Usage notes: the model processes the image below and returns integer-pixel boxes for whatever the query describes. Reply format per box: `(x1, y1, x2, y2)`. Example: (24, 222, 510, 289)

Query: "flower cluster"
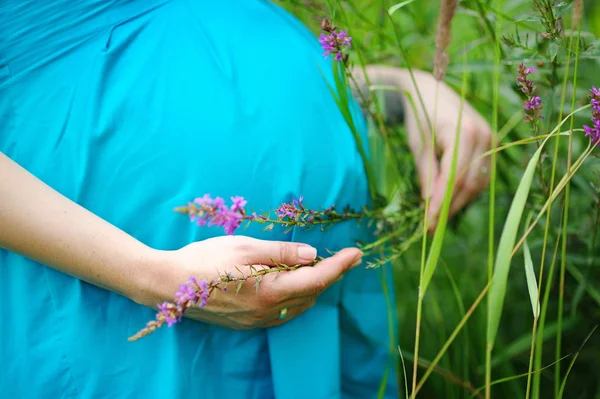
(182, 194, 248, 235)
(175, 194, 362, 234)
(583, 86, 600, 146)
(273, 196, 358, 231)
(276, 196, 306, 219)
(129, 193, 423, 341)
(319, 18, 352, 62)
(517, 64, 543, 125)
(128, 277, 211, 341)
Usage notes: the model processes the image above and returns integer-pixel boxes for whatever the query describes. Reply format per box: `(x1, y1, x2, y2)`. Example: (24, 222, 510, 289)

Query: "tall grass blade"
(398, 346, 409, 399)
(523, 238, 540, 319)
(558, 325, 598, 398)
(388, 0, 417, 16)
(486, 136, 551, 347)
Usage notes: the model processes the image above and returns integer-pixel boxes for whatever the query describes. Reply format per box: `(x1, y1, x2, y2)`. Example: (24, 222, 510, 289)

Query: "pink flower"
(319, 19, 352, 62)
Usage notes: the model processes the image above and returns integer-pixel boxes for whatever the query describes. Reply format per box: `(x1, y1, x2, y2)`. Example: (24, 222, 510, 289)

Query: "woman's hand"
(142, 236, 363, 330)
(355, 66, 492, 229)
(399, 69, 492, 227)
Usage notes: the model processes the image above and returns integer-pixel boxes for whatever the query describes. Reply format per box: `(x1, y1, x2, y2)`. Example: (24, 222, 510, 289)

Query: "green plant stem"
(556, 23, 582, 397)
(486, 0, 504, 395)
(526, 226, 562, 399)
(528, 22, 575, 399)
(512, 113, 593, 256)
(415, 282, 490, 395)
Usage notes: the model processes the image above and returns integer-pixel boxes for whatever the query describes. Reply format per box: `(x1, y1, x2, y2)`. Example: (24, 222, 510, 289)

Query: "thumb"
(279, 248, 363, 295)
(236, 237, 318, 266)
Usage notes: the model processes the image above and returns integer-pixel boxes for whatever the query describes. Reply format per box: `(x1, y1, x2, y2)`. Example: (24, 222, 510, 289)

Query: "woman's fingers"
(427, 122, 479, 228)
(233, 236, 319, 267)
(448, 138, 491, 218)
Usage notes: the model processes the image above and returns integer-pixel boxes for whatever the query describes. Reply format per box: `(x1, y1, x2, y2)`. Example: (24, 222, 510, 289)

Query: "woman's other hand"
(400, 69, 492, 228)
(355, 66, 492, 230)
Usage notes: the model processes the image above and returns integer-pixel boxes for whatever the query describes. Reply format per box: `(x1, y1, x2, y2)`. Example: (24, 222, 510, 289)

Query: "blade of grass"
(401, 350, 482, 398)
(487, 317, 580, 369)
(558, 325, 598, 398)
(415, 282, 490, 395)
(398, 346, 409, 399)
(486, 133, 554, 358)
(523, 236, 541, 319)
(388, 0, 417, 16)
(472, 354, 572, 398)
(512, 143, 594, 256)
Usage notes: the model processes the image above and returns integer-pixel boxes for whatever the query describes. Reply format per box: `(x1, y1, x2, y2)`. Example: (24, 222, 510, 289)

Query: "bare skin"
(352, 66, 493, 228)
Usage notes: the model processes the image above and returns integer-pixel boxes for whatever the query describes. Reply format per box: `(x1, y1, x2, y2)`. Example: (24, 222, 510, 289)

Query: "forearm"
(0, 152, 155, 302)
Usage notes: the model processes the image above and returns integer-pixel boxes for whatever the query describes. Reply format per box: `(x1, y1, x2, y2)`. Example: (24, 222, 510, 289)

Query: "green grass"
(285, 0, 600, 397)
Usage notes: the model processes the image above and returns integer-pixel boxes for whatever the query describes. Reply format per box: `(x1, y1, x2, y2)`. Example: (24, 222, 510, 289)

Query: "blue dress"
(0, 1, 398, 398)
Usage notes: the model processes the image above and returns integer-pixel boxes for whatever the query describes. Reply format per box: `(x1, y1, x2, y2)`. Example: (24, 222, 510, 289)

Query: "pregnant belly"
(1, 0, 370, 250)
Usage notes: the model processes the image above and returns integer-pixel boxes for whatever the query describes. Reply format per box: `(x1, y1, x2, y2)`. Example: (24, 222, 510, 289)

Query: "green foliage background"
(283, 1, 600, 397)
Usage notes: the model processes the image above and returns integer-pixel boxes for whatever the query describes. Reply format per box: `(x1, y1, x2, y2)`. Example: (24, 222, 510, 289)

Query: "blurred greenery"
(284, 0, 600, 397)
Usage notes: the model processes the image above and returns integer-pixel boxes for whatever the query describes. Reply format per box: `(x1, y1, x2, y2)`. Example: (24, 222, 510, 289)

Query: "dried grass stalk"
(433, 0, 459, 81)
(573, 0, 583, 29)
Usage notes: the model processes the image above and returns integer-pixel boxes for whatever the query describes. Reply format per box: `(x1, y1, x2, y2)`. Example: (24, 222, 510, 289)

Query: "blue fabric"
(0, 1, 398, 398)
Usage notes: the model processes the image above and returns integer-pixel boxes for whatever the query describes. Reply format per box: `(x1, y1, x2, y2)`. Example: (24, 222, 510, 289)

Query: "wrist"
(128, 247, 176, 308)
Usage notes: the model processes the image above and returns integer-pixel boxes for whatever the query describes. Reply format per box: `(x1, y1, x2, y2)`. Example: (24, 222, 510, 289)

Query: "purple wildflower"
(517, 64, 543, 124)
(208, 205, 243, 235)
(161, 277, 212, 329)
(193, 194, 214, 207)
(525, 96, 542, 111)
(319, 18, 352, 62)
(230, 196, 247, 212)
(195, 279, 210, 307)
(583, 86, 600, 146)
(187, 194, 247, 235)
(276, 196, 305, 220)
(174, 283, 196, 305)
(158, 302, 179, 327)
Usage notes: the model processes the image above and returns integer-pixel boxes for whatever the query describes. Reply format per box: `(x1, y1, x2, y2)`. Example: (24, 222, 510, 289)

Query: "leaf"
(236, 281, 244, 295)
(558, 325, 598, 398)
(487, 138, 549, 347)
(523, 238, 540, 319)
(388, 0, 417, 16)
(263, 223, 274, 232)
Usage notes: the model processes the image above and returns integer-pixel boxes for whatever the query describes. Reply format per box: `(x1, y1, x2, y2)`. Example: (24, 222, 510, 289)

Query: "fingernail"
(297, 245, 317, 262)
(351, 253, 363, 268)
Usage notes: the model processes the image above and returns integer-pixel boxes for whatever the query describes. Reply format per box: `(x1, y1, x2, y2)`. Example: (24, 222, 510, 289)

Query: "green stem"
(556, 23, 582, 397)
(486, 0, 504, 395)
(530, 15, 577, 398)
